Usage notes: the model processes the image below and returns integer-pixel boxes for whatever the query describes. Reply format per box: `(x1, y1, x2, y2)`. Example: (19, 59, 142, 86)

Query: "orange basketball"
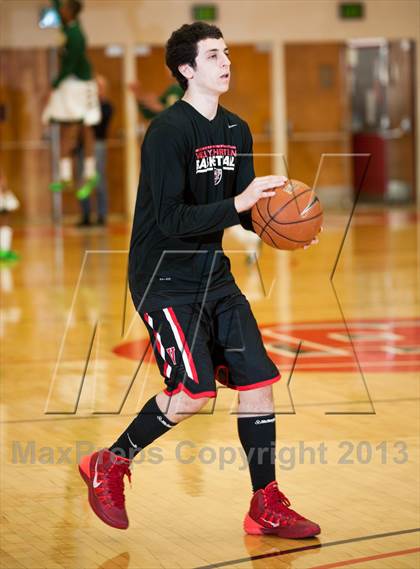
(251, 179, 323, 250)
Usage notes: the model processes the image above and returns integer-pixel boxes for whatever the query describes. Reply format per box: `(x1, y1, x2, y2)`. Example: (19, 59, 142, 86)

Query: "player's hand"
(303, 226, 323, 249)
(234, 176, 288, 213)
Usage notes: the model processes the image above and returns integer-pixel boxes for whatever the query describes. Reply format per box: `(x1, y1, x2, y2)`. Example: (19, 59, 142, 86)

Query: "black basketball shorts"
(139, 293, 280, 399)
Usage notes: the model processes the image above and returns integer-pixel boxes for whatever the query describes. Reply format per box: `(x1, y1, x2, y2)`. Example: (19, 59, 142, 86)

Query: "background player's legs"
(51, 122, 80, 192)
(237, 385, 276, 491)
(83, 125, 96, 159)
(94, 140, 108, 224)
(76, 125, 99, 200)
(60, 123, 80, 158)
(74, 143, 91, 226)
(82, 124, 95, 175)
(0, 170, 20, 262)
(76, 137, 107, 226)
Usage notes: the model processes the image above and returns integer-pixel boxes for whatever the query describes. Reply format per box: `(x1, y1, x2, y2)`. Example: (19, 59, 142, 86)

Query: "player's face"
(188, 38, 231, 94)
(60, 5, 73, 23)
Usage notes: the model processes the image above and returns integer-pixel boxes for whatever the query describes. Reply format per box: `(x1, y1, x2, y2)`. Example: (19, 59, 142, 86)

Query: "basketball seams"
(266, 223, 313, 243)
(255, 199, 271, 236)
(268, 188, 313, 221)
(268, 212, 323, 226)
(264, 195, 273, 233)
(251, 180, 323, 250)
(251, 202, 264, 234)
(251, 218, 277, 247)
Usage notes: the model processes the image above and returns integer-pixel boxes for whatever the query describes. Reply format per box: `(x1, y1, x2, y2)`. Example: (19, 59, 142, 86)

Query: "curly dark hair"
(165, 22, 223, 91)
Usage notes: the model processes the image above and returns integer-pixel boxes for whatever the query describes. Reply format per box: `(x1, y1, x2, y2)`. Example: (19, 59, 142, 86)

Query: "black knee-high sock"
(238, 414, 276, 492)
(109, 396, 176, 460)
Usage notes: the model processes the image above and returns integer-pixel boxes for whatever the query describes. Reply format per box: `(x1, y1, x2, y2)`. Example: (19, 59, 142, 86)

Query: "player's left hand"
(303, 226, 322, 249)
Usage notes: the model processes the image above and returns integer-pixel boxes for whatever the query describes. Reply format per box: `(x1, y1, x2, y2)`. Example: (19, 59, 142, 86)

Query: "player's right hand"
(234, 176, 288, 213)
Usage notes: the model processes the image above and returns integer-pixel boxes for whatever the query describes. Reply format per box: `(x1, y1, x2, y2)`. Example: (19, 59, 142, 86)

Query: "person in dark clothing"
(78, 22, 320, 539)
(78, 75, 114, 226)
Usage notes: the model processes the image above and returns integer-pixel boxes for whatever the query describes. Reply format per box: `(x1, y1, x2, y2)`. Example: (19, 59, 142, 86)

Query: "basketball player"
(0, 105, 20, 262)
(79, 22, 320, 539)
(77, 75, 114, 226)
(0, 171, 20, 262)
(42, 0, 101, 200)
(129, 78, 183, 120)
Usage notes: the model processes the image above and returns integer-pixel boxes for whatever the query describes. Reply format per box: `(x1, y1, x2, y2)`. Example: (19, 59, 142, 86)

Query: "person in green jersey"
(42, 0, 101, 201)
(129, 80, 184, 120)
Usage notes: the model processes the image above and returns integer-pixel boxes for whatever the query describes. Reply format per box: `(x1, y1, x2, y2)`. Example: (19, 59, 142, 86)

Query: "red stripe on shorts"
(164, 307, 199, 384)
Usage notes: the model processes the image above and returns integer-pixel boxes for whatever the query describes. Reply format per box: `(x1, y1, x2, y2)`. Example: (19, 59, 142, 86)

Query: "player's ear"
(178, 63, 194, 81)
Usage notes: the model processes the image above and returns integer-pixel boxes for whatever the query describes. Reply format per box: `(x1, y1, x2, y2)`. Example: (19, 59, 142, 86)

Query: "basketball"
(251, 179, 323, 250)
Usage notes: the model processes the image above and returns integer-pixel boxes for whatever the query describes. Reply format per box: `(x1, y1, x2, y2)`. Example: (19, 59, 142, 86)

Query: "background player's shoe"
(76, 172, 99, 200)
(0, 249, 19, 263)
(49, 180, 73, 193)
(0, 190, 20, 212)
(78, 448, 131, 530)
(244, 481, 320, 538)
(75, 216, 91, 227)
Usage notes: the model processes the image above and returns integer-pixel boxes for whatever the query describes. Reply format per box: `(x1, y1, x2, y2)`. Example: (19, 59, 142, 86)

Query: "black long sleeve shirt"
(129, 100, 255, 312)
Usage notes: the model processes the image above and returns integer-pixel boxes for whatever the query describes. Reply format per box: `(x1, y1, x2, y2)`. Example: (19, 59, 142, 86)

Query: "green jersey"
(51, 0, 92, 88)
(138, 84, 184, 120)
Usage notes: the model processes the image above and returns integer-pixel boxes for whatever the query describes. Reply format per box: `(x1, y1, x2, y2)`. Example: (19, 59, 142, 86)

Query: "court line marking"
(1, 396, 419, 424)
(192, 527, 420, 569)
(306, 546, 420, 569)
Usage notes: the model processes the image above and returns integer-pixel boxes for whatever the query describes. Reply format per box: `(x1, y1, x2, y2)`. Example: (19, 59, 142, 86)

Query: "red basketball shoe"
(79, 449, 131, 530)
(244, 481, 320, 538)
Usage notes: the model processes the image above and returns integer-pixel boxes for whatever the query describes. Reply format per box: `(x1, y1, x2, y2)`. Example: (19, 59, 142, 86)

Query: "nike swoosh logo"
(261, 518, 280, 527)
(228, 124, 238, 128)
(93, 458, 102, 488)
(127, 432, 138, 448)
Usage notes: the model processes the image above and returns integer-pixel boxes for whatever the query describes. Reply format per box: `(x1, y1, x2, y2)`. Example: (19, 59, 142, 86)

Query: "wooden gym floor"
(1, 206, 419, 569)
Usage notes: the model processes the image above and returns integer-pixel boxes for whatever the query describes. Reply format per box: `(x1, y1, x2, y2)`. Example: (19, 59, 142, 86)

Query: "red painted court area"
(114, 318, 420, 373)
